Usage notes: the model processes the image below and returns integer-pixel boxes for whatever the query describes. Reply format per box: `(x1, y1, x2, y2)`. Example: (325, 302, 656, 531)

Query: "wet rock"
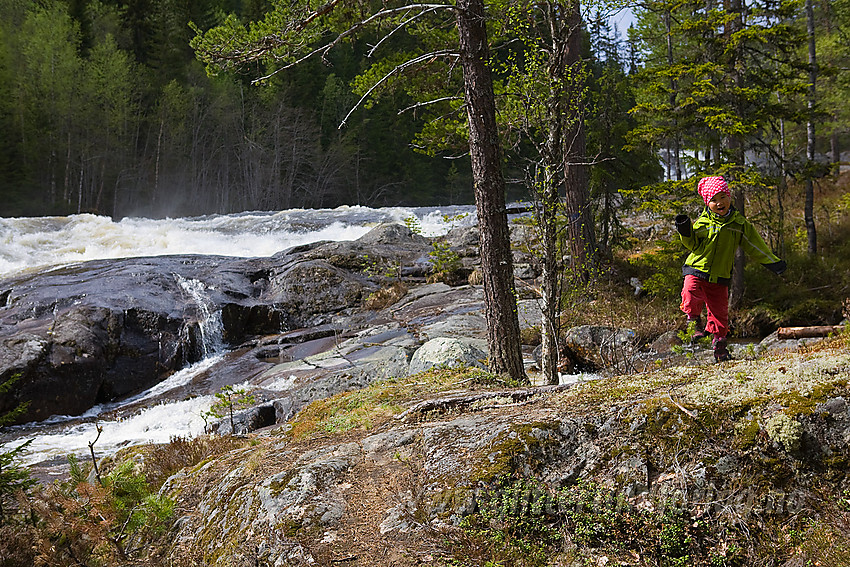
(0, 224, 432, 422)
(264, 260, 376, 327)
(0, 259, 212, 421)
(212, 403, 277, 435)
(301, 222, 432, 278)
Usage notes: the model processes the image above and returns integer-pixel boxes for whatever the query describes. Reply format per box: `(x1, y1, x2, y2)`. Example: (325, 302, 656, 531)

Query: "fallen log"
(394, 384, 572, 421)
(777, 325, 844, 340)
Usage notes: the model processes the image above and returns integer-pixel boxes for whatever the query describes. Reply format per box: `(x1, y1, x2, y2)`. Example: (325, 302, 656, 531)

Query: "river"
(0, 205, 477, 478)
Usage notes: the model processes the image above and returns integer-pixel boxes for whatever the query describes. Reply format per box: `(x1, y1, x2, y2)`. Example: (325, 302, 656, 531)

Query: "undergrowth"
(0, 456, 174, 567)
(0, 434, 249, 567)
(138, 434, 248, 489)
(438, 478, 747, 567)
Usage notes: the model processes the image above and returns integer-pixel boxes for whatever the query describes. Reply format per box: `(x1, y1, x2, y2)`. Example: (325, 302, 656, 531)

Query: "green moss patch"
(286, 366, 507, 439)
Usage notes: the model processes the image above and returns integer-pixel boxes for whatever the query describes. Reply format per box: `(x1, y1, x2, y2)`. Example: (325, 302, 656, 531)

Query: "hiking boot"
(713, 337, 732, 362)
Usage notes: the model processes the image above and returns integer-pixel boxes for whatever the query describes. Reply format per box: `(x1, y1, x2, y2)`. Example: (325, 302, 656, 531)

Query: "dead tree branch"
(339, 49, 458, 128)
(394, 384, 572, 420)
(251, 3, 455, 83)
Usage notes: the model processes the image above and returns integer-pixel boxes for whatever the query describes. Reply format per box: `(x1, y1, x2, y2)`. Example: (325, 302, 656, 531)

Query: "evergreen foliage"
(203, 385, 257, 433)
(0, 0, 472, 218)
(0, 0, 845, 222)
(0, 375, 35, 525)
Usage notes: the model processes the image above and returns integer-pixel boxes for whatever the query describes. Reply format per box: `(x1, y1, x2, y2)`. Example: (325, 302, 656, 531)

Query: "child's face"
(708, 192, 732, 216)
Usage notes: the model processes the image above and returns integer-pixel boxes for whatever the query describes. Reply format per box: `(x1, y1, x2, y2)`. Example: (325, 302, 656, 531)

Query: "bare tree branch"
(250, 3, 455, 84)
(367, 5, 449, 58)
(397, 95, 463, 115)
(339, 49, 457, 128)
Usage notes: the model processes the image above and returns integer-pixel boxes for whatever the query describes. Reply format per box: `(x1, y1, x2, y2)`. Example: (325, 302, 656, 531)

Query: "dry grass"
(135, 435, 248, 489)
(364, 281, 409, 310)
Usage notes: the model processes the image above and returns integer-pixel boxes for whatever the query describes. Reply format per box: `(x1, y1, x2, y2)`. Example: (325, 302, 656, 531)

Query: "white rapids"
(0, 205, 477, 279)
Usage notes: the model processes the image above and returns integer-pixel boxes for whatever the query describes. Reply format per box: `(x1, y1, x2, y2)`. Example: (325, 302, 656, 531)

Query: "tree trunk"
(561, 1, 595, 281)
(665, 10, 681, 181)
(536, 163, 560, 385)
(831, 127, 839, 177)
(455, 0, 526, 383)
(804, 0, 818, 255)
(729, 191, 746, 310)
(725, 0, 746, 310)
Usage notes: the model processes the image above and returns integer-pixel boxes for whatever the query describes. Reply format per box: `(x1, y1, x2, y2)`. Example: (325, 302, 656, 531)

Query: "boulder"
(264, 260, 377, 328)
(212, 403, 277, 435)
(0, 257, 232, 421)
(300, 222, 432, 279)
(562, 325, 638, 372)
(407, 337, 488, 375)
(516, 299, 543, 331)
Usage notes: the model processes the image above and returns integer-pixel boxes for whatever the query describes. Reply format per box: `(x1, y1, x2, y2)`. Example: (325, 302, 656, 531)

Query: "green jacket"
(678, 207, 784, 285)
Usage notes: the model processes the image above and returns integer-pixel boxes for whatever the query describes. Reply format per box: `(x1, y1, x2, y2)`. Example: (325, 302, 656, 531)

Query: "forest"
(0, 0, 845, 223)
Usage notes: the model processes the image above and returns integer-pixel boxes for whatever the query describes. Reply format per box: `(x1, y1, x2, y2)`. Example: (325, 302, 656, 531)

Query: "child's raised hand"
(766, 260, 787, 275)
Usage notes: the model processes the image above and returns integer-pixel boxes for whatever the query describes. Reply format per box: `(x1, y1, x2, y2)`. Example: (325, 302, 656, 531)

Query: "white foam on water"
(263, 375, 299, 392)
(129, 355, 225, 405)
(11, 394, 217, 466)
(175, 275, 225, 356)
(4, 357, 230, 466)
(0, 205, 478, 279)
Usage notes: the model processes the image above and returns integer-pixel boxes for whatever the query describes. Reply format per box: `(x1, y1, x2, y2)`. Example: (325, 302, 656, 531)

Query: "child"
(675, 176, 786, 362)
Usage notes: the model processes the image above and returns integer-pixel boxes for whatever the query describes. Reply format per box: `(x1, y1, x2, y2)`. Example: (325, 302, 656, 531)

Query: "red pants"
(680, 275, 729, 339)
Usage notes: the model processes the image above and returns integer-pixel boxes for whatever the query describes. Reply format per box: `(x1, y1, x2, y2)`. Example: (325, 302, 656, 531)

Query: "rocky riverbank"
(127, 334, 850, 566)
(3, 221, 849, 565)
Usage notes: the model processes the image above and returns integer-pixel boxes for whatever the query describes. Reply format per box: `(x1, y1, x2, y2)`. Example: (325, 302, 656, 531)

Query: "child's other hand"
(675, 214, 692, 237)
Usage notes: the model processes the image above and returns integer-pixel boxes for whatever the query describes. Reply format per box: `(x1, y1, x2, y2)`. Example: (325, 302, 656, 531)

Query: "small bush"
(427, 239, 466, 285)
(520, 325, 542, 346)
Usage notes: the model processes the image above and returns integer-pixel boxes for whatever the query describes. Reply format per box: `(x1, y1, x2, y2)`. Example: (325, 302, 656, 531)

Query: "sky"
(608, 6, 637, 34)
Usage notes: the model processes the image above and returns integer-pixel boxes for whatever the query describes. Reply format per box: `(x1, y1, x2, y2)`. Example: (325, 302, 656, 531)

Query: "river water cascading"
(0, 205, 477, 472)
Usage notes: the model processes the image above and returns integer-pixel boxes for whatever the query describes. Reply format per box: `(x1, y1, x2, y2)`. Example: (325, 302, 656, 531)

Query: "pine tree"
(191, 1, 527, 382)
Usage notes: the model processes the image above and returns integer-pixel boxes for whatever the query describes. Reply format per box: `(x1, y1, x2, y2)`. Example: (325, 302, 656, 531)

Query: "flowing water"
(0, 205, 476, 279)
(1, 205, 477, 475)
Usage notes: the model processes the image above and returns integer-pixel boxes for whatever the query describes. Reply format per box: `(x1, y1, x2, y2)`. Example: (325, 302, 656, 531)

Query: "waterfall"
(175, 274, 225, 356)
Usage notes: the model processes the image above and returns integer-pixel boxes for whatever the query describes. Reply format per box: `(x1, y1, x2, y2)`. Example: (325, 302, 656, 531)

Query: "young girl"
(675, 176, 786, 362)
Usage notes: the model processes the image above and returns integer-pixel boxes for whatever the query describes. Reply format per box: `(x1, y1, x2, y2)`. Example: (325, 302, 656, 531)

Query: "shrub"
(23, 457, 174, 566)
(364, 281, 408, 310)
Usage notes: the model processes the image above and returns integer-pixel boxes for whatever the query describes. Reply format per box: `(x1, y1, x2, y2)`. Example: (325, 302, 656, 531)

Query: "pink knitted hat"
(698, 176, 730, 205)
